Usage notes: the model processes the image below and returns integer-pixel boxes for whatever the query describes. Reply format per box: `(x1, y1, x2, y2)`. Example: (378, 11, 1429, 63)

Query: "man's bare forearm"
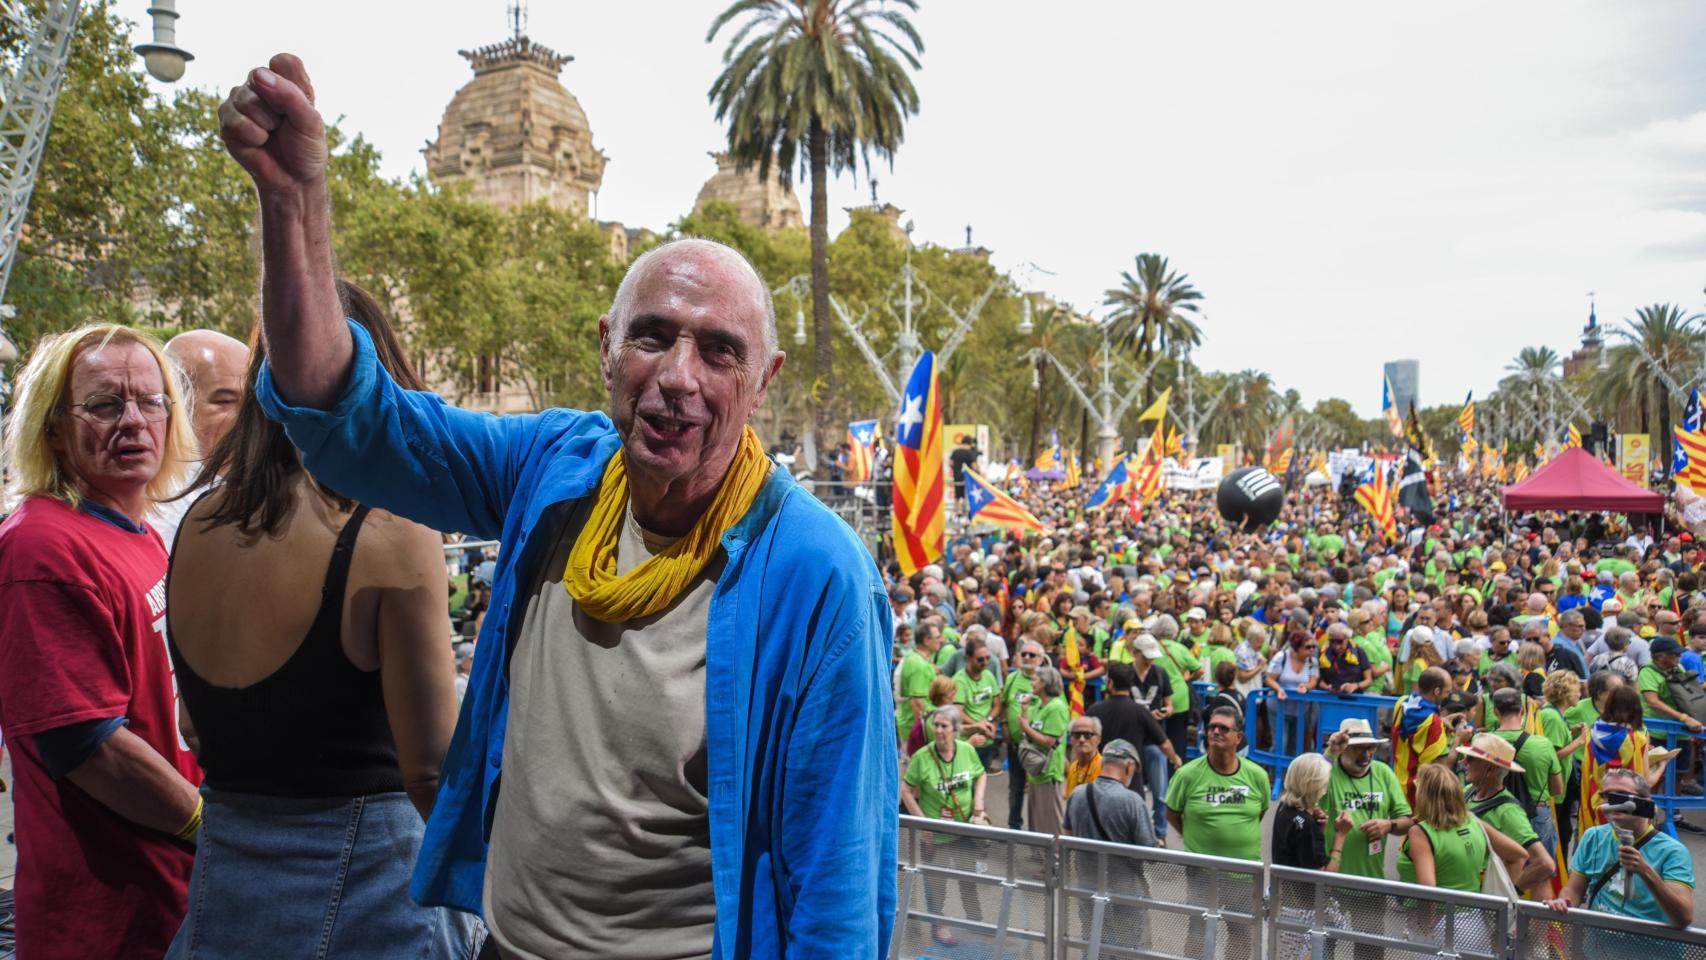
(259, 181, 352, 409)
(65, 728, 199, 835)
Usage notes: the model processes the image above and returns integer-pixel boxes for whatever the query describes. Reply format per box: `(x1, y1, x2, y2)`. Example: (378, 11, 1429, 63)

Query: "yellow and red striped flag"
(1134, 450, 1166, 502)
(1565, 422, 1583, 448)
(892, 352, 944, 576)
(964, 468, 1045, 534)
(1356, 464, 1396, 537)
(1675, 426, 1706, 494)
(1458, 392, 1475, 437)
(1512, 459, 1530, 483)
(1061, 448, 1082, 490)
(846, 419, 879, 482)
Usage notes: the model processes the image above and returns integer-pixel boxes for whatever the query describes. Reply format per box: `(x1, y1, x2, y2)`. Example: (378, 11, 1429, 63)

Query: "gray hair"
(1326, 623, 1353, 642)
(1521, 618, 1548, 639)
(929, 705, 963, 733)
(1453, 638, 1480, 660)
(1150, 614, 1180, 640)
(1603, 625, 1632, 652)
(1034, 665, 1065, 699)
(1486, 662, 1521, 688)
(1559, 610, 1585, 628)
(1601, 766, 1650, 798)
(1072, 715, 1104, 736)
(607, 237, 778, 358)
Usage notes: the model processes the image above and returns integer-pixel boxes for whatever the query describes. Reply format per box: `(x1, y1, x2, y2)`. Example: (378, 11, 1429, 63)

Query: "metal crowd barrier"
(894, 815, 1706, 960)
(1269, 864, 1510, 960)
(1646, 717, 1706, 839)
(1514, 900, 1706, 960)
(1241, 689, 1398, 798)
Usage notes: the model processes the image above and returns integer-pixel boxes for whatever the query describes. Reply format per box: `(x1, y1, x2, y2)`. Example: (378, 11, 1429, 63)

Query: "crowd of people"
(884, 461, 1705, 947)
(0, 50, 1702, 960)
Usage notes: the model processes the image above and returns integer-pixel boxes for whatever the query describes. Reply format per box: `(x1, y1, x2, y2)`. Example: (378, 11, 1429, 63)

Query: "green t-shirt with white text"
(1166, 756, 1271, 861)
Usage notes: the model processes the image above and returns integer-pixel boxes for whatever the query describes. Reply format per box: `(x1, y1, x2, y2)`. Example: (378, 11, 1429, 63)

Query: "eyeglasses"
(969, 656, 989, 664)
(66, 392, 171, 424)
(1207, 723, 1237, 734)
(1068, 731, 1097, 739)
(1020, 652, 1041, 660)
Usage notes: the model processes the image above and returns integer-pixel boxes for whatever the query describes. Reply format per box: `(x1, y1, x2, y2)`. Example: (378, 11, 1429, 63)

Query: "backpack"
(1470, 732, 1539, 818)
(1665, 668, 1706, 724)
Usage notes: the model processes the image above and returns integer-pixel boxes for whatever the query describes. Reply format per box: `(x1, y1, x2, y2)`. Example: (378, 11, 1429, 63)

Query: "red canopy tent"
(1501, 447, 1663, 513)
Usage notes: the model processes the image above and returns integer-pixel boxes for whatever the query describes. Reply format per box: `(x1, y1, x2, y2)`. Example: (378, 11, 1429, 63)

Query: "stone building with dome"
(425, 34, 605, 219)
(692, 152, 805, 231)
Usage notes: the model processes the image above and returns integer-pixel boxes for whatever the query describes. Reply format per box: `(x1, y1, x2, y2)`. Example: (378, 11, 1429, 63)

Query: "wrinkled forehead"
(70, 339, 165, 394)
(627, 246, 769, 337)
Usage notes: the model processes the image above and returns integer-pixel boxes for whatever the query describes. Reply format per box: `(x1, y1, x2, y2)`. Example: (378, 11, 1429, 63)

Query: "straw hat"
(1456, 732, 1525, 773)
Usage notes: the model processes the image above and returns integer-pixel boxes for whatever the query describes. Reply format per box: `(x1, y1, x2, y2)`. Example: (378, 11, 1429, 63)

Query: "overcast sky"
(140, 1, 1706, 417)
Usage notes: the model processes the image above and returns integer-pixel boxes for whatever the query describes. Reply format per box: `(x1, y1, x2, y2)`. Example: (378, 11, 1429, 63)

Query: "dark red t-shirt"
(0, 496, 202, 960)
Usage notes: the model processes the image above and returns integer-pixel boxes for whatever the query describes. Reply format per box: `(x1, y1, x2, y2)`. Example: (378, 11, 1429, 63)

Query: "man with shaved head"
(151, 330, 249, 547)
(220, 54, 895, 958)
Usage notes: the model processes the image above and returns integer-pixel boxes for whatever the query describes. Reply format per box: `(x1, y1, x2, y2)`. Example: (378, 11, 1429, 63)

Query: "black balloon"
(1217, 467, 1286, 531)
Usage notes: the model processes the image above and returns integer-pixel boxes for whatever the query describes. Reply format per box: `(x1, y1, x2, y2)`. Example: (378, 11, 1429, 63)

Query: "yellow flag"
(1135, 387, 1171, 423)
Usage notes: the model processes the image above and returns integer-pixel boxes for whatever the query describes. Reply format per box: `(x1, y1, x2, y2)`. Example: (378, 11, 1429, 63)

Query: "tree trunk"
(808, 117, 833, 473)
(1078, 404, 1090, 476)
(1028, 359, 1046, 466)
(1659, 382, 1673, 479)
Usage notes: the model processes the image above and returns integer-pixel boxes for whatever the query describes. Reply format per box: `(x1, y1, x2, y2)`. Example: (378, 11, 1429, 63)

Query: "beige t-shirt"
(484, 501, 718, 960)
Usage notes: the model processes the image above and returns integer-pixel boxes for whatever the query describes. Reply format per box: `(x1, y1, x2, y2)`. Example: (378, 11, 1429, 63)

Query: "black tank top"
(168, 505, 404, 797)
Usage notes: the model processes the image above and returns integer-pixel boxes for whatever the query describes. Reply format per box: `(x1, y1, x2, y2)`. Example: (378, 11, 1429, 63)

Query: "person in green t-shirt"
(1321, 720, 1413, 881)
(1168, 705, 1267, 960)
(1639, 639, 1706, 732)
(1459, 733, 1556, 893)
(952, 635, 1002, 771)
(1489, 687, 1566, 859)
(1346, 610, 1393, 695)
(896, 623, 944, 747)
(1001, 638, 1044, 829)
(901, 706, 988, 945)
(1166, 707, 1270, 861)
(1397, 763, 1528, 898)
(1017, 665, 1071, 836)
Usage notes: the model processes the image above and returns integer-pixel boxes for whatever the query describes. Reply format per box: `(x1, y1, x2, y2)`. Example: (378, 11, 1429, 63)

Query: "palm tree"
(1103, 253, 1203, 402)
(708, 0, 923, 451)
(1608, 304, 1703, 464)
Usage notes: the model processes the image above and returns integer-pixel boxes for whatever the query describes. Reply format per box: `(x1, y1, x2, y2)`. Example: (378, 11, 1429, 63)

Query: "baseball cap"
(1101, 739, 1141, 764)
(1651, 636, 1684, 656)
(1130, 634, 1164, 659)
(1186, 606, 1207, 620)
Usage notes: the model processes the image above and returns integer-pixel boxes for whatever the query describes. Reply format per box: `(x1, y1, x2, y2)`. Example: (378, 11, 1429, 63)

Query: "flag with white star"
(964, 467, 1045, 534)
(847, 419, 880, 482)
(892, 352, 944, 575)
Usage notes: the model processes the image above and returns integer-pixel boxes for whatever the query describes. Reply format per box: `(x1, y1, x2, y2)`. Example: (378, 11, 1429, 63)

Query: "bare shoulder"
(355, 509, 446, 583)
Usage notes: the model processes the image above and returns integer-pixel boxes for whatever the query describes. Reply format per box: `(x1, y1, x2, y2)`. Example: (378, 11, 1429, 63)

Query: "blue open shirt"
(256, 322, 898, 957)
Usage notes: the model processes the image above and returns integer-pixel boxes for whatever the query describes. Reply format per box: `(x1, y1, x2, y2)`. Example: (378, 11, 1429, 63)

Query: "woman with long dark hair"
(164, 282, 475, 957)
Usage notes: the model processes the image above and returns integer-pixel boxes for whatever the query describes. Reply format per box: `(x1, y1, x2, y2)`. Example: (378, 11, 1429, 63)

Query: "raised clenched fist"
(217, 53, 327, 194)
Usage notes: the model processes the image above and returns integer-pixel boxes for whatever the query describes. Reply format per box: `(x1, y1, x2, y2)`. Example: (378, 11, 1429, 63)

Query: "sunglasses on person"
(1020, 652, 1041, 660)
(1207, 722, 1237, 735)
(1068, 730, 1098, 739)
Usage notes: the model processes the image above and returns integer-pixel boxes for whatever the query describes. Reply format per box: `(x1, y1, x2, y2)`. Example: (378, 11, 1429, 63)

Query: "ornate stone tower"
(692, 152, 805, 230)
(423, 26, 606, 216)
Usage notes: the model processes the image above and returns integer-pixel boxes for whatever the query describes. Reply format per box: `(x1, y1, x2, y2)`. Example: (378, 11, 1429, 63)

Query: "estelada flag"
(1356, 464, 1396, 537)
(846, 419, 879, 482)
(1085, 456, 1132, 511)
(1674, 425, 1706, 495)
(892, 352, 944, 576)
(964, 468, 1045, 534)
(1392, 695, 1448, 809)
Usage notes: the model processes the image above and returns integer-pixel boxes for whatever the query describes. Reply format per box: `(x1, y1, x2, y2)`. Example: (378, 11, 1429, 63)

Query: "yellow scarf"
(564, 425, 770, 622)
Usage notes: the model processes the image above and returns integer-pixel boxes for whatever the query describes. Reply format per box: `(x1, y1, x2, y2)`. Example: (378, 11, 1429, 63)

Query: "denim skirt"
(167, 789, 481, 959)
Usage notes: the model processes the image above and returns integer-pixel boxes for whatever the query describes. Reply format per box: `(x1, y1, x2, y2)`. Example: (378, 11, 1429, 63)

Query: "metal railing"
(1513, 900, 1706, 960)
(893, 815, 1706, 960)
